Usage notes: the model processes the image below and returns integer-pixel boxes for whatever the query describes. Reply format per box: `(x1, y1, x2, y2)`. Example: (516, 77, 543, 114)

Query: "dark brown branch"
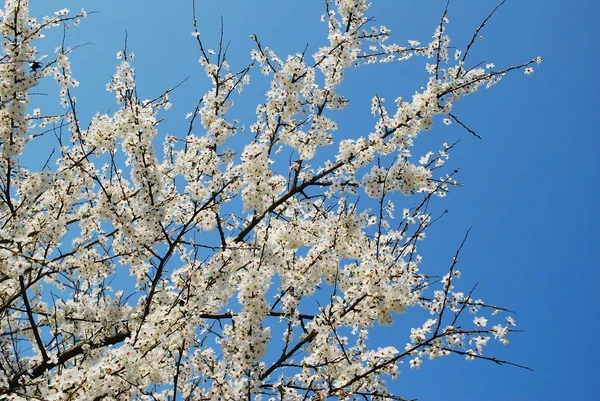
(4, 330, 130, 394)
(19, 276, 49, 363)
(449, 113, 482, 139)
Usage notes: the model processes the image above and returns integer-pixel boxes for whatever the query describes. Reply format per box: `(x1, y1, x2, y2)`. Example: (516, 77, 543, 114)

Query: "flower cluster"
(0, 1, 539, 400)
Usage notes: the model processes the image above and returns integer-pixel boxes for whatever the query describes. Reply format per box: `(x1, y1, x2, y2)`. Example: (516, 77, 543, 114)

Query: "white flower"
(410, 327, 426, 343)
(410, 357, 422, 369)
(492, 324, 507, 339)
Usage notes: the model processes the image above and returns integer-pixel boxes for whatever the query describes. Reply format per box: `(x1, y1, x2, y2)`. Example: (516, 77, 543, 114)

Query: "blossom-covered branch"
(0, 0, 540, 399)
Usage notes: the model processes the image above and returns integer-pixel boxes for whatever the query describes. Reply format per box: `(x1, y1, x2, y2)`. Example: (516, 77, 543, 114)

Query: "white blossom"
(0, 1, 539, 400)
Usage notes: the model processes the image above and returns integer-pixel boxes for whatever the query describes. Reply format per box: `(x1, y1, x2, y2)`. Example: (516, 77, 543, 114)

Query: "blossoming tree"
(0, 0, 540, 400)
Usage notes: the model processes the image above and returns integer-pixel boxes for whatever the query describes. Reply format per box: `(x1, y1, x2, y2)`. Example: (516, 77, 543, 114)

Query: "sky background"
(25, 1, 599, 400)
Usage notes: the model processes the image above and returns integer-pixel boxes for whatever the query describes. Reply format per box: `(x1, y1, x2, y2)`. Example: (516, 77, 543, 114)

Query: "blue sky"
(26, 1, 599, 400)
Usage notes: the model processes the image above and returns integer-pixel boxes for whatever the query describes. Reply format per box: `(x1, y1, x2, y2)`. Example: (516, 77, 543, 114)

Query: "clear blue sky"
(27, 1, 599, 400)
